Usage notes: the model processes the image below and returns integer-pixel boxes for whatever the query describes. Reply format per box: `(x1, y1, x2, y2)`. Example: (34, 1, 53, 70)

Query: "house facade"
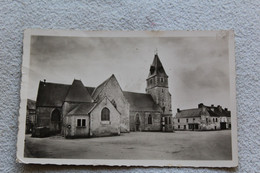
(26, 99, 36, 134)
(32, 53, 174, 138)
(173, 103, 231, 131)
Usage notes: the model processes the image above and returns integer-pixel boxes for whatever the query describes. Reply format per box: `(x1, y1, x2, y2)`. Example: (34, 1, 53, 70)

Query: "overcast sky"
(28, 35, 230, 112)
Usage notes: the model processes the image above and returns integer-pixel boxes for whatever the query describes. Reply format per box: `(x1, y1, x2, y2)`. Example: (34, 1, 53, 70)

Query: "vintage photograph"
(17, 30, 238, 167)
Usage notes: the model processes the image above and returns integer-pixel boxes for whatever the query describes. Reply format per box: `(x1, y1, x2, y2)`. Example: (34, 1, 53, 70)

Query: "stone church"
(32, 53, 173, 138)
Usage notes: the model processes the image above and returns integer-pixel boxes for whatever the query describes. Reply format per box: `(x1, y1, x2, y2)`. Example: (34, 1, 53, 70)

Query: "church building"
(32, 53, 173, 138)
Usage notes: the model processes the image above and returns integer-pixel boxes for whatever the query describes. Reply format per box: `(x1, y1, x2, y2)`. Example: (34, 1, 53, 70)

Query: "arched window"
(101, 107, 110, 121)
(148, 114, 152, 124)
(51, 109, 60, 122)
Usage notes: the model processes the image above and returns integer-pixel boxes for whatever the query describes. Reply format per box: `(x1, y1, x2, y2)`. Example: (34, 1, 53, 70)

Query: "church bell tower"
(146, 53, 172, 114)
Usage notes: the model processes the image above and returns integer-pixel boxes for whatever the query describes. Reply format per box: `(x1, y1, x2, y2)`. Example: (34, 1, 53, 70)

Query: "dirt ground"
(24, 130, 232, 160)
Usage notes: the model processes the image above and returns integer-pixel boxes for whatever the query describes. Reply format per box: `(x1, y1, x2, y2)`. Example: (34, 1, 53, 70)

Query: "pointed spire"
(148, 53, 168, 78)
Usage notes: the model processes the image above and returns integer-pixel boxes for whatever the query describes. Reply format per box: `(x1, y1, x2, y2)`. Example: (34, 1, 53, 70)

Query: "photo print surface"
(17, 30, 238, 167)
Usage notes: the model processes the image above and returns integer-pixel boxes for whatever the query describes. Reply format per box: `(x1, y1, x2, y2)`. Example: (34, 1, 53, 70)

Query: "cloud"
(28, 35, 231, 111)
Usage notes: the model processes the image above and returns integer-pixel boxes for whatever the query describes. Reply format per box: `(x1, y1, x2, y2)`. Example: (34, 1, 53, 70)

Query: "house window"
(193, 118, 195, 122)
(178, 125, 180, 129)
(213, 118, 215, 122)
(178, 119, 180, 123)
(101, 107, 110, 121)
(206, 118, 208, 123)
(148, 114, 152, 124)
(165, 117, 168, 124)
(216, 118, 218, 122)
(77, 119, 86, 127)
(169, 117, 171, 124)
(184, 125, 186, 129)
(186, 118, 188, 123)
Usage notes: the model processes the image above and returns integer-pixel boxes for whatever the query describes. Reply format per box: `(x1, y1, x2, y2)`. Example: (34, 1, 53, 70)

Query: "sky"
(28, 34, 230, 112)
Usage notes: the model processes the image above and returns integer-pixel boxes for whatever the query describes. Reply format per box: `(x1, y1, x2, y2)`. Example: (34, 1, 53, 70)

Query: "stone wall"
(64, 115, 90, 138)
(97, 76, 130, 133)
(129, 111, 161, 132)
(90, 97, 120, 137)
(36, 106, 62, 133)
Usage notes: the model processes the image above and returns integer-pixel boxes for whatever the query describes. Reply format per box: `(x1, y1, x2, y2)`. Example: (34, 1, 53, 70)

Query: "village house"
(32, 53, 174, 138)
(25, 99, 36, 134)
(173, 103, 231, 131)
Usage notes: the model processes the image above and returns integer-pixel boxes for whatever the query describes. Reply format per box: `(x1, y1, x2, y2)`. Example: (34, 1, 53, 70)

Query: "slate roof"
(36, 80, 95, 107)
(27, 99, 36, 110)
(36, 81, 70, 107)
(64, 79, 92, 102)
(148, 54, 168, 78)
(175, 108, 203, 118)
(123, 91, 162, 112)
(175, 105, 231, 118)
(67, 102, 95, 115)
(91, 75, 113, 100)
(207, 108, 231, 117)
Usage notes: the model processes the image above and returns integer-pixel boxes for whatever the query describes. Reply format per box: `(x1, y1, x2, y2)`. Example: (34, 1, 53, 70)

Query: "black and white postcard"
(17, 30, 238, 167)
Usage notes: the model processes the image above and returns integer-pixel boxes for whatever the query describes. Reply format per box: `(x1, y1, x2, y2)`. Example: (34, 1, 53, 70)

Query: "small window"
(186, 118, 188, 122)
(77, 119, 86, 127)
(169, 117, 171, 124)
(82, 119, 86, 127)
(193, 118, 195, 121)
(216, 118, 218, 122)
(165, 117, 168, 124)
(178, 125, 180, 129)
(206, 118, 208, 123)
(148, 114, 152, 124)
(184, 125, 186, 129)
(213, 118, 215, 122)
(77, 119, 81, 127)
(101, 107, 110, 121)
(162, 89, 164, 93)
(178, 119, 180, 123)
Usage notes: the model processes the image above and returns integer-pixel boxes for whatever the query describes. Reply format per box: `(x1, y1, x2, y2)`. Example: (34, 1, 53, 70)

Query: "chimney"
(43, 79, 46, 86)
(177, 108, 180, 113)
(211, 104, 214, 107)
(224, 108, 228, 111)
(198, 103, 203, 108)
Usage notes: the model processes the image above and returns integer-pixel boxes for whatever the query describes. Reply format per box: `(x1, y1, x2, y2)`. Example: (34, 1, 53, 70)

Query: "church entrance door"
(51, 109, 61, 134)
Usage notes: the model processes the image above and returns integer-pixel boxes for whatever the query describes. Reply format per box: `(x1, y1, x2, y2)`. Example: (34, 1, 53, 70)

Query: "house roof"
(36, 81, 70, 107)
(91, 75, 113, 100)
(64, 79, 93, 103)
(175, 108, 203, 118)
(148, 54, 168, 78)
(27, 99, 36, 110)
(36, 80, 95, 107)
(86, 87, 95, 95)
(207, 108, 231, 117)
(123, 91, 162, 112)
(67, 102, 95, 115)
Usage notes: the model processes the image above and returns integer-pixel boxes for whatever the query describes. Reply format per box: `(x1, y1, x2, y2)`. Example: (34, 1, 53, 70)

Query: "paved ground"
(24, 130, 232, 160)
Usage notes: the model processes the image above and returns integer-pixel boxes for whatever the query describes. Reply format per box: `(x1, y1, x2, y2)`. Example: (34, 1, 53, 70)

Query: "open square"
(25, 130, 232, 160)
